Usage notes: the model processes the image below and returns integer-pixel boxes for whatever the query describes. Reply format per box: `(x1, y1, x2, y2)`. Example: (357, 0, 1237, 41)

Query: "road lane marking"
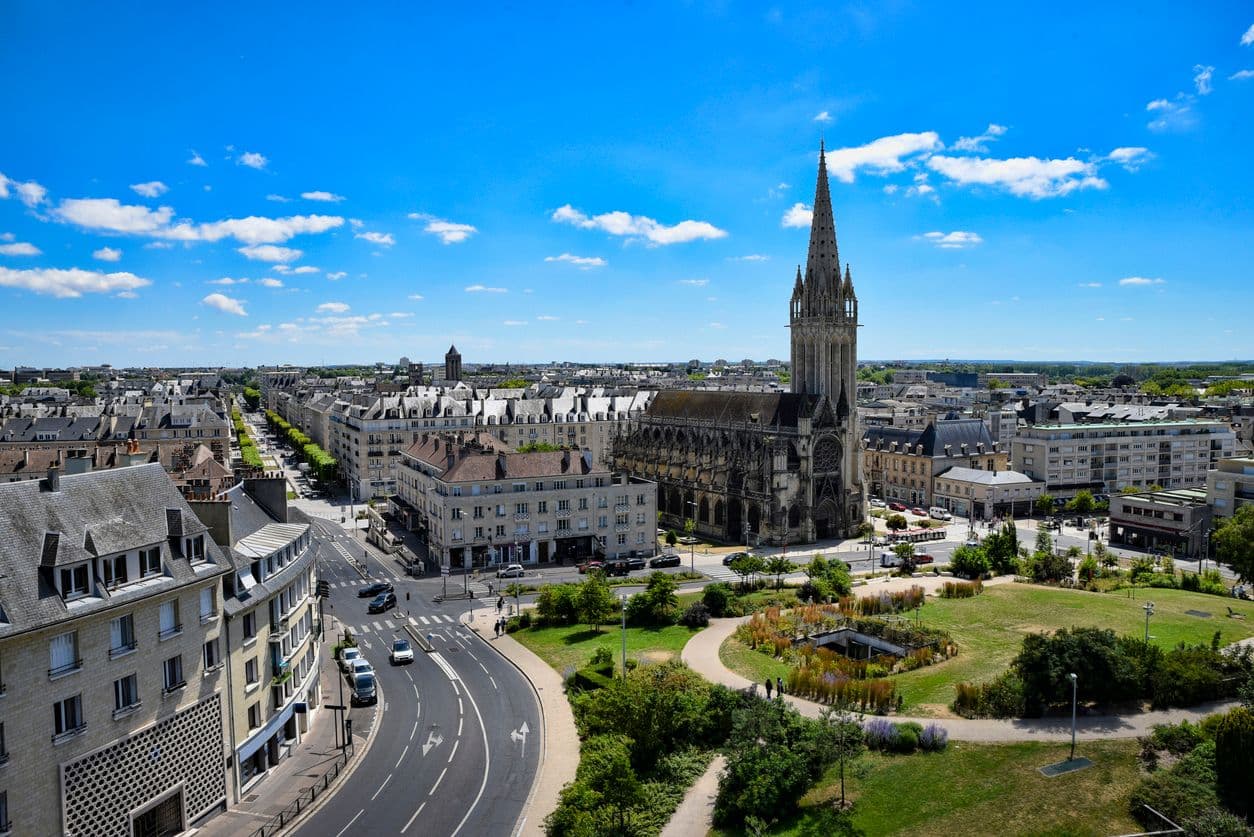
(430, 652, 460, 682)
(334, 808, 364, 837)
(449, 657, 492, 837)
(478, 661, 489, 675)
(465, 648, 478, 661)
(400, 801, 426, 834)
(458, 696, 464, 716)
(371, 773, 392, 800)
(412, 683, 419, 699)
(396, 745, 409, 768)
(410, 721, 418, 741)
(457, 715, 464, 736)
(489, 675, 498, 689)
(429, 766, 448, 795)
(448, 739, 459, 763)
(418, 616, 430, 625)
(372, 621, 383, 631)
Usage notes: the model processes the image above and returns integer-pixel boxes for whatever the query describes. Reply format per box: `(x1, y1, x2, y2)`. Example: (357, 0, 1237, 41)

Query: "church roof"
(805, 140, 841, 295)
(645, 390, 819, 428)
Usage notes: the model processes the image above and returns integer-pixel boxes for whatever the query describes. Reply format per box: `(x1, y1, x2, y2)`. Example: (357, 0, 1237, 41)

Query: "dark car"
(626, 557, 647, 571)
(367, 591, 397, 613)
(650, 553, 682, 568)
(604, 560, 630, 577)
(722, 551, 752, 566)
(358, 582, 393, 598)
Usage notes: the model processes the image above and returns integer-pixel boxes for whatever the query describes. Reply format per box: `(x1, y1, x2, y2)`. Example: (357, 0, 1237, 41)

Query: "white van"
(929, 507, 952, 521)
(879, 545, 934, 567)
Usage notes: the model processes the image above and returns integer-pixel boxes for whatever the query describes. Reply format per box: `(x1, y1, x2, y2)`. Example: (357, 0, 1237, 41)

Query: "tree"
(894, 542, 917, 574)
(1093, 540, 1117, 570)
(1066, 490, 1096, 515)
(949, 544, 990, 579)
(1214, 506, 1254, 584)
(628, 572, 679, 625)
(729, 554, 767, 591)
(818, 706, 864, 809)
(984, 519, 1021, 575)
(801, 555, 852, 601)
(684, 517, 696, 540)
(1034, 524, 1054, 557)
(764, 556, 797, 591)
(665, 529, 678, 548)
(885, 513, 908, 532)
(1077, 555, 1099, 582)
(577, 734, 647, 833)
(578, 574, 617, 632)
(1215, 706, 1254, 818)
(1034, 493, 1055, 518)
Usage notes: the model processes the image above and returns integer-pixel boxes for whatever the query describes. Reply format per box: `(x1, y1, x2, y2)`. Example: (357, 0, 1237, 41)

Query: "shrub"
(862, 718, 896, 751)
(919, 723, 949, 752)
(535, 583, 581, 625)
(948, 544, 990, 579)
(953, 671, 1026, 718)
(1129, 556, 1157, 583)
(1178, 808, 1254, 837)
(890, 721, 922, 753)
(589, 646, 614, 668)
(939, 580, 983, 599)
(679, 601, 710, 628)
(517, 611, 532, 629)
(1129, 741, 1219, 829)
(1215, 706, 1254, 818)
(1149, 720, 1206, 755)
(1151, 646, 1223, 709)
(702, 583, 736, 617)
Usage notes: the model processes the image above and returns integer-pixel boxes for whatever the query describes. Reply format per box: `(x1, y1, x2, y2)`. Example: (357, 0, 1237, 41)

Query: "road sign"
(441, 566, 450, 577)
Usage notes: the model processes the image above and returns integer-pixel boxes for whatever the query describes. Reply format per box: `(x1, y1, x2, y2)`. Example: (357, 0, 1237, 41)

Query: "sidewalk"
(195, 641, 375, 836)
(464, 609, 580, 837)
(660, 754, 725, 837)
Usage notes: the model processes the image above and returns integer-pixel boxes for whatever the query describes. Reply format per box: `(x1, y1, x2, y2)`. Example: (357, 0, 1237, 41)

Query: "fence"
(247, 743, 354, 837)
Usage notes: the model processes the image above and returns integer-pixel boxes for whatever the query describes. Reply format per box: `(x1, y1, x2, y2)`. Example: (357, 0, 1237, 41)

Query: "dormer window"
(139, 547, 161, 578)
(185, 535, 206, 564)
(102, 554, 129, 588)
(59, 564, 89, 600)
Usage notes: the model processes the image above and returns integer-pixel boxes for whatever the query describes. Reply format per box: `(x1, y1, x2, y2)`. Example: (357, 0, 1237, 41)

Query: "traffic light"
(316, 579, 330, 597)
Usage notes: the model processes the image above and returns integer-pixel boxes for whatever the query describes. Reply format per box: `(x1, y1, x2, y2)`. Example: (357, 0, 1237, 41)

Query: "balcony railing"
(514, 512, 529, 521)
(48, 659, 83, 679)
(158, 623, 183, 641)
(108, 640, 138, 659)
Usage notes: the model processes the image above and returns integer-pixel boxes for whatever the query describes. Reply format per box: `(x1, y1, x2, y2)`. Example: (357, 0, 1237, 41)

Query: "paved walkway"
(660, 754, 725, 837)
(463, 609, 580, 837)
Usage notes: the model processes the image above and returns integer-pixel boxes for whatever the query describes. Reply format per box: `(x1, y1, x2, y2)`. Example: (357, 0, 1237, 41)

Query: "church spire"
(804, 141, 840, 296)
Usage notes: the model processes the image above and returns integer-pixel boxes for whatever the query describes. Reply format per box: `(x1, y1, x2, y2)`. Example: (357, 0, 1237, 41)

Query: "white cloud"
(551, 204, 727, 245)
(678, 278, 710, 287)
(1193, 65, 1215, 95)
(1242, 23, 1254, 46)
(0, 232, 10, 241)
(883, 184, 899, 195)
(408, 213, 478, 244)
(238, 151, 268, 169)
(144, 241, 173, 249)
(1146, 96, 1194, 132)
(824, 132, 942, 182)
(0, 174, 49, 208)
(813, 110, 832, 123)
(317, 301, 350, 313)
(544, 253, 606, 269)
(1078, 282, 1102, 288)
(0, 266, 150, 298)
(238, 244, 302, 263)
(465, 284, 507, 293)
(208, 277, 248, 285)
(950, 123, 1008, 152)
(258, 278, 284, 288)
(54, 198, 344, 245)
(781, 203, 812, 228)
(92, 246, 122, 262)
(354, 231, 395, 246)
(130, 181, 168, 198)
(187, 150, 206, 167)
(1119, 276, 1166, 286)
(1230, 69, 1254, 80)
(202, 293, 247, 316)
(292, 265, 319, 274)
(55, 198, 175, 233)
(407, 293, 424, 300)
(536, 314, 559, 321)
(730, 254, 769, 262)
(926, 155, 1107, 198)
(301, 190, 345, 202)
(1105, 147, 1154, 172)
(115, 290, 138, 299)
(707, 322, 726, 329)
(270, 265, 290, 274)
(503, 320, 527, 326)
(389, 312, 414, 318)
(349, 218, 364, 230)
(918, 231, 983, 249)
(326, 271, 347, 281)
(195, 214, 343, 245)
(266, 194, 291, 203)
(0, 241, 41, 256)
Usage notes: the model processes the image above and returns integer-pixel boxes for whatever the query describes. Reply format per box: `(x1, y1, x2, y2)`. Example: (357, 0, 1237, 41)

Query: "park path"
(659, 754, 726, 837)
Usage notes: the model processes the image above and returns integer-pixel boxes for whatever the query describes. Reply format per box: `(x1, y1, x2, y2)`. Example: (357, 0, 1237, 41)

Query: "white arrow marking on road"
(510, 720, 529, 744)
(422, 728, 444, 756)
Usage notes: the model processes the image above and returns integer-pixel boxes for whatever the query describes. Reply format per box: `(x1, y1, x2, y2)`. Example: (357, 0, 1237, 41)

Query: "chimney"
(44, 465, 61, 492)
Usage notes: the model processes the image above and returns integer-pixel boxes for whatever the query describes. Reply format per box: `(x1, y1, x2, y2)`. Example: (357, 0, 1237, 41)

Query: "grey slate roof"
(936, 466, 1038, 486)
(863, 418, 996, 456)
(0, 463, 227, 638)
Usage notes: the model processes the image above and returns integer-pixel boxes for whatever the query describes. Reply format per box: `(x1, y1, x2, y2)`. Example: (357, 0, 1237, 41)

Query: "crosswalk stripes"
(418, 616, 429, 625)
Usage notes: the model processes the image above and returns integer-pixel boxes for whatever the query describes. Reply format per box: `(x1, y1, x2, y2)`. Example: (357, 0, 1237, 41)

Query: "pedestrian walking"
(776, 676, 784, 697)
(494, 620, 500, 638)
(764, 678, 773, 699)
(497, 596, 504, 613)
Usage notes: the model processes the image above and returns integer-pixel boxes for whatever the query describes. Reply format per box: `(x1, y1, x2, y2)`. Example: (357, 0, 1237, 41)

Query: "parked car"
(338, 647, 362, 672)
(650, 553, 682, 568)
(368, 591, 397, 613)
(888, 501, 907, 512)
(626, 557, 647, 571)
(358, 582, 393, 598)
(496, 563, 525, 579)
(869, 497, 887, 508)
(929, 507, 952, 521)
(722, 551, 753, 566)
(577, 560, 604, 574)
(911, 507, 928, 517)
(604, 560, 630, 577)
(390, 638, 414, 665)
(350, 671, 377, 706)
(678, 535, 699, 545)
(346, 657, 374, 678)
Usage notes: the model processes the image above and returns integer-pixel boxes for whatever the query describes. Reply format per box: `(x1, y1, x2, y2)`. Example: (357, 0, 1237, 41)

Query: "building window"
(495, 525, 506, 537)
(162, 655, 185, 693)
(534, 482, 544, 491)
(537, 501, 548, 513)
(554, 481, 566, 490)
(203, 638, 221, 670)
(451, 507, 463, 519)
(473, 506, 484, 519)
(49, 631, 80, 678)
(617, 534, 627, 545)
(248, 703, 261, 730)
(159, 600, 181, 640)
(53, 694, 85, 739)
(474, 526, 484, 539)
(102, 553, 128, 588)
(59, 563, 89, 600)
(578, 498, 588, 510)
(140, 547, 162, 577)
(557, 519, 570, 531)
(199, 588, 217, 623)
(598, 515, 608, 528)
(558, 499, 570, 511)
(187, 535, 206, 564)
(246, 656, 259, 685)
(109, 614, 137, 657)
(243, 610, 257, 641)
(113, 674, 140, 717)
(516, 503, 528, 514)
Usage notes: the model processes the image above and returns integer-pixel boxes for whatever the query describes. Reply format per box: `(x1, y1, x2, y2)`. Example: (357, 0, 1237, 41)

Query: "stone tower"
(444, 345, 462, 382)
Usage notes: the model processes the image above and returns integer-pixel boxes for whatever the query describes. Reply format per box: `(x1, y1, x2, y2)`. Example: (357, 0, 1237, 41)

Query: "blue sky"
(2, 3, 1252, 368)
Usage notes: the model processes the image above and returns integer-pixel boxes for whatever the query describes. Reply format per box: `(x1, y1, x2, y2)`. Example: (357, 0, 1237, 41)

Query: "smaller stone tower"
(444, 345, 462, 382)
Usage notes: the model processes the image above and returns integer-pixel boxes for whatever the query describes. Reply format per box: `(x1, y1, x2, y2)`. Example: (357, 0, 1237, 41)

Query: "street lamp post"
(1068, 672, 1078, 761)
(686, 501, 697, 573)
(1143, 601, 1155, 644)
(619, 594, 627, 680)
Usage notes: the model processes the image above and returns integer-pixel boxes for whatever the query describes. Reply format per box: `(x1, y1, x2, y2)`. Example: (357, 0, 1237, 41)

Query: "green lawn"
(713, 739, 1144, 836)
(720, 635, 791, 686)
(512, 621, 700, 674)
(721, 583, 1254, 715)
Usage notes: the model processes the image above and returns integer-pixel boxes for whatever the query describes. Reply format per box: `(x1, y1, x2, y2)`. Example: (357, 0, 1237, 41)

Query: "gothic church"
(612, 144, 864, 544)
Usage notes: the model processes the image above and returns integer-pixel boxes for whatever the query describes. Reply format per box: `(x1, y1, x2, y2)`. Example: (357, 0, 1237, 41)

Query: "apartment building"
(395, 433, 657, 568)
(932, 466, 1045, 521)
(862, 417, 1006, 507)
(188, 475, 320, 802)
(1206, 456, 1254, 519)
(1011, 420, 1236, 499)
(0, 464, 231, 836)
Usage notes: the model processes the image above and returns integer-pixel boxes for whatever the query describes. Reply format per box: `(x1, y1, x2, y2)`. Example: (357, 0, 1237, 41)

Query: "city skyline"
(2, 5, 1253, 367)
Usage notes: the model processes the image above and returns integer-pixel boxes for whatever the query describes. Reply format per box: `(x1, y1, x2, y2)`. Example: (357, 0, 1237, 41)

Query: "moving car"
(678, 535, 699, 545)
(368, 591, 397, 613)
(358, 582, 394, 598)
(626, 556, 647, 571)
(869, 498, 887, 509)
(577, 560, 604, 574)
(496, 563, 525, 579)
(338, 647, 362, 672)
(911, 507, 928, 517)
(929, 507, 952, 521)
(888, 501, 907, 512)
(604, 559, 630, 577)
(650, 553, 682, 568)
(390, 638, 414, 665)
(722, 551, 753, 566)
(350, 671, 377, 706)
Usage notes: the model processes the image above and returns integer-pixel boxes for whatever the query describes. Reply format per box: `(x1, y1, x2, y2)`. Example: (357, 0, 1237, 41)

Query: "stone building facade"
(613, 144, 864, 545)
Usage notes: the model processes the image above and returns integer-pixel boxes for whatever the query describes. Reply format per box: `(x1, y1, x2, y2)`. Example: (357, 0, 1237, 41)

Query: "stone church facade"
(612, 144, 864, 545)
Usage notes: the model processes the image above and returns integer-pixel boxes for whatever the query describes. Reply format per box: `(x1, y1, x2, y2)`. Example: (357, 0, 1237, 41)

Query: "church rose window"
(814, 438, 841, 472)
